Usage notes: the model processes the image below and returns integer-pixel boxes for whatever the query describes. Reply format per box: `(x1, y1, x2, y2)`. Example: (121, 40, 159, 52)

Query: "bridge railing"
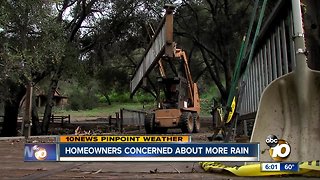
(238, 0, 296, 117)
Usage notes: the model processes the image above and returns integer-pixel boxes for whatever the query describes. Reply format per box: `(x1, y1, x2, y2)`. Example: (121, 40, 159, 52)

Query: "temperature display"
(261, 162, 299, 172)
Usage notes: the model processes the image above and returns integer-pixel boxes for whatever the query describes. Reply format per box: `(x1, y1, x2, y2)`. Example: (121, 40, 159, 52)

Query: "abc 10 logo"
(265, 135, 291, 161)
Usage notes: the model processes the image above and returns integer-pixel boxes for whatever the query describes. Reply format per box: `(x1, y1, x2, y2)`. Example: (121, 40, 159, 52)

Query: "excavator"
(145, 48, 201, 134)
(130, 4, 200, 134)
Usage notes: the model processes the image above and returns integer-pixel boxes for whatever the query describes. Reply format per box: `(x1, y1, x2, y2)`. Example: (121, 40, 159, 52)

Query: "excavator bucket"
(250, 0, 320, 162)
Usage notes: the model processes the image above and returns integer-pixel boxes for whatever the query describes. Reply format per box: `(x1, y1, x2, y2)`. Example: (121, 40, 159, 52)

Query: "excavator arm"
(174, 49, 194, 106)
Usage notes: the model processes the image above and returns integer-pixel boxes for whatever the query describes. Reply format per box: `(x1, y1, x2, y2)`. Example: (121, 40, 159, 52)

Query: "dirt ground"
(0, 117, 316, 179)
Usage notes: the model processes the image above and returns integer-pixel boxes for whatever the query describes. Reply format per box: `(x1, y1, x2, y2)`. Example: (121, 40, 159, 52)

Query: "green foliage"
(98, 95, 108, 103)
(174, 0, 253, 103)
(109, 91, 130, 103)
(68, 88, 99, 111)
(0, 0, 258, 114)
(65, 79, 100, 111)
(0, 0, 67, 102)
(200, 84, 220, 116)
(108, 91, 155, 103)
(135, 91, 155, 104)
(96, 65, 129, 93)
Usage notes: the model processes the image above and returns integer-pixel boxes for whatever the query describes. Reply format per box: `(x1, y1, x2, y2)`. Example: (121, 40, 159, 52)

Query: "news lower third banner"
(59, 135, 191, 143)
(24, 136, 260, 162)
(59, 143, 259, 161)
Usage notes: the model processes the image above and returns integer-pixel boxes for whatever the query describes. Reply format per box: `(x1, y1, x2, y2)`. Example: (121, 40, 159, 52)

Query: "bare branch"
(193, 38, 224, 65)
(68, 0, 97, 42)
(199, 47, 227, 99)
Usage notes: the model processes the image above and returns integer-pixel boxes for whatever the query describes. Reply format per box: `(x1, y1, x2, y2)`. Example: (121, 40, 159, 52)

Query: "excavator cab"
(157, 76, 189, 109)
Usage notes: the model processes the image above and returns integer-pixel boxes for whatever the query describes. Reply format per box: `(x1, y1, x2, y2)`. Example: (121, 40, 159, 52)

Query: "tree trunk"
(31, 97, 41, 135)
(104, 94, 111, 105)
(2, 101, 20, 137)
(223, 53, 232, 105)
(1, 83, 26, 137)
(303, 0, 320, 70)
(199, 47, 227, 100)
(42, 72, 60, 135)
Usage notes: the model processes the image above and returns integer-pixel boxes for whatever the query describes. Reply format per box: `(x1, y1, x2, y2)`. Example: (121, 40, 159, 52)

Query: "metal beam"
(130, 23, 166, 95)
(130, 5, 175, 95)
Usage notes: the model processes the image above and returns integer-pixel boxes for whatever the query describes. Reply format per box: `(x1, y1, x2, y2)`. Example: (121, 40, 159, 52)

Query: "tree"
(174, 0, 252, 104)
(0, 0, 257, 136)
(79, 0, 166, 102)
(0, 0, 64, 136)
(41, 0, 103, 134)
(0, 0, 172, 136)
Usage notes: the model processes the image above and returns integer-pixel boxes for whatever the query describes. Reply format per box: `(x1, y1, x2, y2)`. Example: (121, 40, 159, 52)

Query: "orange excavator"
(130, 4, 200, 134)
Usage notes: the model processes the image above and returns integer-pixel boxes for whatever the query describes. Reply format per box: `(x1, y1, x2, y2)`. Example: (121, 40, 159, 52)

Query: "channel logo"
(24, 144, 57, 161)
(32, 145, 47, 160)
(265, 135, 291, 161)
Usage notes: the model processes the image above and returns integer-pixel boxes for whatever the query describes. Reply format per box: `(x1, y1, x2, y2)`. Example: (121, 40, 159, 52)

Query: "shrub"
(67, 88, 99, 110)
(98, 95, 107, 103)
(82, 94, 99, 110)
(68, 89, 82, 111)
(136, 92, 154, 103)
